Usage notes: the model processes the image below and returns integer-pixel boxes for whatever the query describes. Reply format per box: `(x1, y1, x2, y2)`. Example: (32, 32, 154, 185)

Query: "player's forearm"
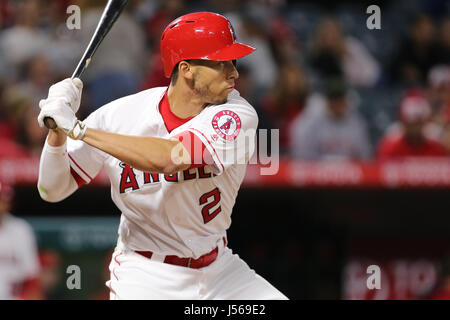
(37, 139, 78, 202)
(81, 128, 190, 174)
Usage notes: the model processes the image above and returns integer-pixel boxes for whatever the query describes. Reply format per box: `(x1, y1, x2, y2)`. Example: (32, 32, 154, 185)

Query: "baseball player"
(37, 12, 287, 300)
(0, 182, 41, 299)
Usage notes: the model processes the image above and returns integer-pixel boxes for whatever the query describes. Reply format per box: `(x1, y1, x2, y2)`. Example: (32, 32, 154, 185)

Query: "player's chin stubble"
(193, 76, 228, 105)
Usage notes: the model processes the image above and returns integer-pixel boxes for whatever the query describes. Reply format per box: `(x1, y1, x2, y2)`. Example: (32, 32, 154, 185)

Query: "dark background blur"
(1, 0, 450, 300)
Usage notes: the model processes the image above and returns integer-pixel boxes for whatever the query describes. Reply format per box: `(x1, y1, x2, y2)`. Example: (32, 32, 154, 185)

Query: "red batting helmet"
(160, 12, 256, 78)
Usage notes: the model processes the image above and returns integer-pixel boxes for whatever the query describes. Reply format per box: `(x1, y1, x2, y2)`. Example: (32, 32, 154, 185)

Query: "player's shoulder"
(92, 87, 166, 116)
(83, 87, 167, 129)
(223, 90, 257, 114)
(205, 90, 258, 119)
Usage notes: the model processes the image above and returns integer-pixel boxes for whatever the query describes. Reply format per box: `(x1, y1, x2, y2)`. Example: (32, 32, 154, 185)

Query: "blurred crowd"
(0, 0, 449, 162)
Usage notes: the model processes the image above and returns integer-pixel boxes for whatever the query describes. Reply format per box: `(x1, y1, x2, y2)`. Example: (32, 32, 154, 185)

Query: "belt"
(135, 237, 226, 269)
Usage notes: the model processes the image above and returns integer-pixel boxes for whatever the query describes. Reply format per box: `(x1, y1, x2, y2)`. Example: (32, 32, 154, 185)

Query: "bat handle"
(43, 117, 58, 130)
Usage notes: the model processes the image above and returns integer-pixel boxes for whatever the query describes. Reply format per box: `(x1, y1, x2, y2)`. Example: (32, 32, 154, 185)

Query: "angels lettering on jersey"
(119, 162, 216, 194)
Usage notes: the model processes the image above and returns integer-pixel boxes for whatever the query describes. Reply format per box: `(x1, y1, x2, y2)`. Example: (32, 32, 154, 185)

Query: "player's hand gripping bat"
(43, 0, 129, 130)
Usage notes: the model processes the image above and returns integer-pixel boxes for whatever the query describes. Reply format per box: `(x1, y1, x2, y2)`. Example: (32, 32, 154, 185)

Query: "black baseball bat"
(44, 0, 129, 130)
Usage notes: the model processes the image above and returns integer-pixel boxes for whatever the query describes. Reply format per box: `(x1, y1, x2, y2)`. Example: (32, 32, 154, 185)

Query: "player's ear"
(179, 61, 194, 80)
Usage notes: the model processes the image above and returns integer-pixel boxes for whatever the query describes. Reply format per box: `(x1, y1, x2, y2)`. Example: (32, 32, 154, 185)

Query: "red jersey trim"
(189, 128, 225, 174)
(68, 153, 93, 181)
(158, 89, 195, 133)
(70, 167, 86, 188)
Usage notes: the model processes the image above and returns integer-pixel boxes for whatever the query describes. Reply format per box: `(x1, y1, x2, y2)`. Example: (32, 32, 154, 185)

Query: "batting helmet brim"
(201, 42, 256, 62)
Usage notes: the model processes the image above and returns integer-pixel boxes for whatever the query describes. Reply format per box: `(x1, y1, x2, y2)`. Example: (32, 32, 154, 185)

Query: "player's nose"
(226, 61, 239, 80)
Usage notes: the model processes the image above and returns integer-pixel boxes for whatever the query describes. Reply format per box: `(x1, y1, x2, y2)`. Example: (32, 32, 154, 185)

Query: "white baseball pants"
(106, 239, 288, 300)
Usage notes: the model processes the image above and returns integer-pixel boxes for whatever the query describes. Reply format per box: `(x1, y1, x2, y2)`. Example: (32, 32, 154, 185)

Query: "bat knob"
(44, 117, 58, 130)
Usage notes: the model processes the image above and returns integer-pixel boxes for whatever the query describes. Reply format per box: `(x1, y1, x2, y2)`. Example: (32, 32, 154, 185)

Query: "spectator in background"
(37, 249, 61, 300)
(40, 0, 85, 80)
(139, 0, 186, 90)
(0, 21, 7, 84)
(427, 66, 450, 153)
(428, 65, 450, 121)
(0, 182, 41, 299)
(15, 55, 54, 107)
(0, 1, 9, 29)
(436, 17, 450, 65)
(390, 14, 441, 87)
(226, 10, 278, 91)
(0, 84, 11, 138)
(0, 0, 51, 82)
(0, 88, 33, 158)
(289, 77, 371, 160)
(376, 92, 448, 159)
(428, 254, 450, 300)
(439, 121, 450, 154)
(17, 107, 47, 157)
(261, 62, 309, 153)
(0, 87, 45, 158)
(234, 64, 255, 103)
(143, 0, 185, 48)
(139, 51, 171, 90)
(308, 18, 380, 88)
(268, 9, 303, 66)
(230, 0, 303, 66)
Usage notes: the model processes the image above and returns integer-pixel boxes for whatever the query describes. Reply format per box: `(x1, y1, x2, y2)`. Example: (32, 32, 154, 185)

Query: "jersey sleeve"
(66, 109, 109, 185)
(173, 102, 258, 175)
(172, 130, 214, 169)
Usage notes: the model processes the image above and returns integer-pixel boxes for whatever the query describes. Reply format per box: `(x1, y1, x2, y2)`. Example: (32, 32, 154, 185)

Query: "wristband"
(68, 120, 87, 140)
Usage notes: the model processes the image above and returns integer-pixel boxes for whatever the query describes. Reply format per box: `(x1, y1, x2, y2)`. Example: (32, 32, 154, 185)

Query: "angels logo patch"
(212, 110, 241, 141)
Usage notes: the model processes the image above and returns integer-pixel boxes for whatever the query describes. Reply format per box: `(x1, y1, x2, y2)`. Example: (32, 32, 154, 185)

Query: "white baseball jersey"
(67, 87, 257, 258)
(0, 214, 39, 299)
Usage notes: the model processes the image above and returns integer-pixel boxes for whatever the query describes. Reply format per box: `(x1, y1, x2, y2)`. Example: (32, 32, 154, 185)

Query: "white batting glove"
(37, 99, 87, 140)
(45, 78, 83, 113)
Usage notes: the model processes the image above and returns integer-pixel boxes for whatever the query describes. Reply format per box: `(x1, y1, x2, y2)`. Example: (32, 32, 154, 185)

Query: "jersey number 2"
(199, 187, 221, 223)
